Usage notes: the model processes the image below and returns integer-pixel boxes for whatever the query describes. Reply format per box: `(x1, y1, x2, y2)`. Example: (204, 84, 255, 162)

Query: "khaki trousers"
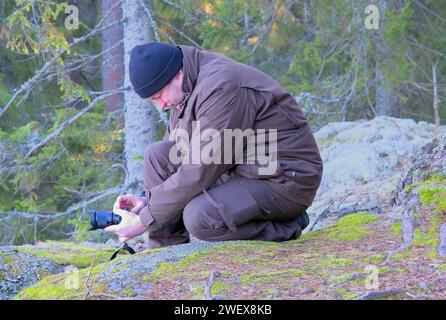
(144, 141, 308, 248)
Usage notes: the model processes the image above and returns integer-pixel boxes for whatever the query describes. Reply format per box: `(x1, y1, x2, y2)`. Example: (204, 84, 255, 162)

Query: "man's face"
(149, 69, 184, 111)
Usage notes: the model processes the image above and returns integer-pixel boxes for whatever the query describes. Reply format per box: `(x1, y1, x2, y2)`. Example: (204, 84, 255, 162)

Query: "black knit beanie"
(129, 42, 183, 98)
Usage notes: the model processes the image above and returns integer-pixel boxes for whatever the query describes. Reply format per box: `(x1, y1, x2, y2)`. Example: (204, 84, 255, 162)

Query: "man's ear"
(175, 68, 183, 79)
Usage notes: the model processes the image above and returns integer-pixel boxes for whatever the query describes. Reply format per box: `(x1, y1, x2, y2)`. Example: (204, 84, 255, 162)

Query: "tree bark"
(122, 0, 158, 190)
(375, 0, 400, 117)
(432, 60, 440, 126)
(102, 0, 124, 112)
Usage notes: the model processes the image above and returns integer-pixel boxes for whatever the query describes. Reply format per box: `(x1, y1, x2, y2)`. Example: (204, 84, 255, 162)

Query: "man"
(105, 42, 323, 248)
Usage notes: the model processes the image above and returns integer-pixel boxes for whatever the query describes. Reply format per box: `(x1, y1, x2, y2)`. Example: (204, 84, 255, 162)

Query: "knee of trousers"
(183, 197, 224, 241)
(144, 141, 176, 168)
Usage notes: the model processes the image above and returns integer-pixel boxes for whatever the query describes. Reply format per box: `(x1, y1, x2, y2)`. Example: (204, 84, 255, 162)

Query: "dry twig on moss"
(204, 269, 221, 300)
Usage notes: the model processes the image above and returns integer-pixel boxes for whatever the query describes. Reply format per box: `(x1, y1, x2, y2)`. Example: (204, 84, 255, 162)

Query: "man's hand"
(115, 194, 147, 214)
(104, 195, 148, 243)
(104, 208, 147, 243)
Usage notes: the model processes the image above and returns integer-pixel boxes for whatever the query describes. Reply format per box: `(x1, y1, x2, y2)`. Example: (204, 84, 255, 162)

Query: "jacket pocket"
(202, 188, 237, 232)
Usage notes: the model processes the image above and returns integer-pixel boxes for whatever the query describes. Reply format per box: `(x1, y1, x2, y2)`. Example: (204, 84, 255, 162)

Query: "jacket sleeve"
(139, 88, 256, 232)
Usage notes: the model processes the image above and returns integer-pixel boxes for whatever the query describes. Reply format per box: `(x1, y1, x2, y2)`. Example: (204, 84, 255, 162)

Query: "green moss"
(362, 253, 386, 265)
(415, 175, 446, 211)
(146, 261, 179, 281)
(299, 254, 355, 277)
(378, 266, 391, 274)
(316, 135, 338, 148)
(0, 272, 4, 280)
(240, 269, 305, 285)
(419, 188, 446, 210)
(17, 273, 84, 300)
(0, 252, 15, 265)
(437, 264, 446, 271)
(404, 183, 416, 196)
(391, 250, 411, 261)
(392, 222, 402, 237)
(260, 288, 281, 299)
(298, 212, 378, 242)
(404, 174, 446, 198)
(412, 215, 442, 259)
(16, 261, 110, 300)
(261, 252, 277, 258)
(190, 285, 205, 299)
(122, 212, 381, 299)
(323, 254, 354, 267)
(37, 268, 52, 280)
(333, 288, 357, 300)
(397, 175, 446, 259)
(17, 283, 81, 300)
(328, 274, 357, 286)
(147, 248, 216, 282)
(17, 242, 117, 268)
(121, 286, 136, 297)
(220, 240, 281, 250)
(211, 281, 231, 296)
(136, 248, 165, 256)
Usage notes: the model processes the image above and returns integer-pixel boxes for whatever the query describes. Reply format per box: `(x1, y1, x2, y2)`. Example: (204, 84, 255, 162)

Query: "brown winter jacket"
(139, 45, 323, 232)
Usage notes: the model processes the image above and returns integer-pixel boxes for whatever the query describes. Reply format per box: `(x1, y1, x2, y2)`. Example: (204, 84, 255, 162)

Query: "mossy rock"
(0, 241, 122, 300)
(396, 174, 446, 260)
(17, 242, 118, 268)
(16, 242, 216, 300)
(0, 247, 60, 300)
(10, 208, 446, 300)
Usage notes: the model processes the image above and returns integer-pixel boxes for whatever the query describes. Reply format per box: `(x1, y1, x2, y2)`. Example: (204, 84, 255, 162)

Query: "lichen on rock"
(310, 117, 446, 231)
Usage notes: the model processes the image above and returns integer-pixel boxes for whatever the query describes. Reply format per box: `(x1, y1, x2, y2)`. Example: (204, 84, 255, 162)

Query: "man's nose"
(158, 99, 167, 108)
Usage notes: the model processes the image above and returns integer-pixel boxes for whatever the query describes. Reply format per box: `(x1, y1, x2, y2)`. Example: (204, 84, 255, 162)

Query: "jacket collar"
(175, 45, 201, 118)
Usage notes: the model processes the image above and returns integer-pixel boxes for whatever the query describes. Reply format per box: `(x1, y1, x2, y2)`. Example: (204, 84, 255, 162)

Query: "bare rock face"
(309, 116, 446, 231)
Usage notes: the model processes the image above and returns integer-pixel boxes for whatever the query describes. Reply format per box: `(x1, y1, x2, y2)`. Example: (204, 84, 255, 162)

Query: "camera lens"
(88, 210, 122, 230)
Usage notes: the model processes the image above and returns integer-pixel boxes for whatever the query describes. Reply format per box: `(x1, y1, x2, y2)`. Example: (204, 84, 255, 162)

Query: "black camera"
(87, 209, 136, 260)
(88, 210, 122, 230)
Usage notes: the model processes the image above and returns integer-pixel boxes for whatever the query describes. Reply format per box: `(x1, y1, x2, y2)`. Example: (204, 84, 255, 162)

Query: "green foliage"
(4, 1, 69, 55)
(0, 102, 124, 244)
(152, 0, 446, 123)
(0, 0, 127, 244)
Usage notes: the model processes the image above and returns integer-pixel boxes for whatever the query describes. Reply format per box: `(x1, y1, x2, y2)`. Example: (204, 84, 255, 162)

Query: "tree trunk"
(374, 0, 400, 117)
(102, 0, 124, 112)
(122, 0, 158, 190)
(432, 60, 440, 126)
